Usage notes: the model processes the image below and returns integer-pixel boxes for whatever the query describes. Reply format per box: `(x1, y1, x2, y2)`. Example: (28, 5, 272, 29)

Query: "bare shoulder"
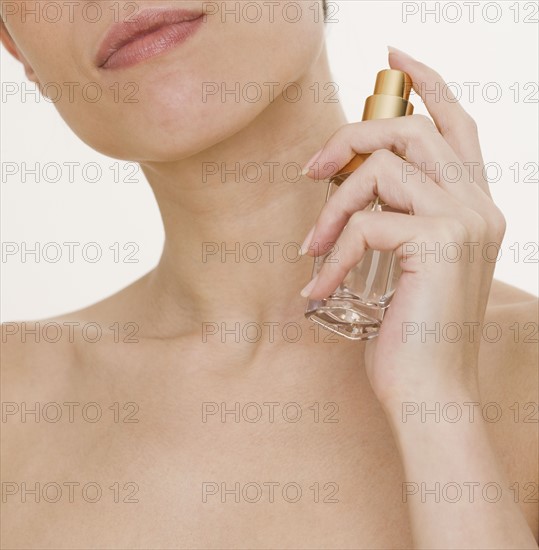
(1, 316, 91, 392)
(480, 279, 538, 391)
(479, 279, 538, 539)
(0, 319, 81, 481)
(1, 272, 152, 370)
(0, 320, 77, 399)
(0, 275, 149, 399)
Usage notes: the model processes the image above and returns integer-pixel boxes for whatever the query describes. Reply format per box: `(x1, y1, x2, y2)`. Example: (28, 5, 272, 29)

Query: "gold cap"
(331, 69, 414, 183)
(363, 69, 414, 121)
(374, 69, 413, 99)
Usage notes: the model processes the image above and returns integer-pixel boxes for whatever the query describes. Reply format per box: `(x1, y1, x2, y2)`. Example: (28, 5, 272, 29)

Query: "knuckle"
(410, 114, 437, 133)
(363, 150, 399, 194)
(367, 148, 395, 171)
(433, 217, 469, 243)
(366, 149, 401, 178)
(348, 212, 372, 243)
(461, 112, 478, 134)
(464, 210, 489, 239)
(487, 206, 507, 240)
(349, 210, 366, 231)
(405, 115, 438, 146)
(369, 148, 394, 163)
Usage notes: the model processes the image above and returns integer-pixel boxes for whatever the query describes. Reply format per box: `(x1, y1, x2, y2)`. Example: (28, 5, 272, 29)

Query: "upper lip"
(95, 8, 204, 68)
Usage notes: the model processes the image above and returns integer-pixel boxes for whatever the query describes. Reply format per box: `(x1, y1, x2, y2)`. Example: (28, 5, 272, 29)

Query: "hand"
(300, 48, 507, 410)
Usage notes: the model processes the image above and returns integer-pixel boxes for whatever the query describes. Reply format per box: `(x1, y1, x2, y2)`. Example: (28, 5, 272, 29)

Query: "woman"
(1, 1, 537, 548)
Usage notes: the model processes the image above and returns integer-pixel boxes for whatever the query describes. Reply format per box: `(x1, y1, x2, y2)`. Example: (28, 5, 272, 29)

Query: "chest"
(2, 342, 413, 548)
(2, 407, 413, 548)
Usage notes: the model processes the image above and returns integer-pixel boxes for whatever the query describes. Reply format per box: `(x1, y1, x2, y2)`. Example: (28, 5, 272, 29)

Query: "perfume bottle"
(305, 69, 414, 340)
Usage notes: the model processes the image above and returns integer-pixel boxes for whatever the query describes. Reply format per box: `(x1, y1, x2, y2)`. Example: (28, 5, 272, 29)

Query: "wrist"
(379, 378, 482, 428)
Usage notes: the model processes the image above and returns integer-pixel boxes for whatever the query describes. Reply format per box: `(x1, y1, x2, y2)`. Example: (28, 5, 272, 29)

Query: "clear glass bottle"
(305, 69, 414, 340)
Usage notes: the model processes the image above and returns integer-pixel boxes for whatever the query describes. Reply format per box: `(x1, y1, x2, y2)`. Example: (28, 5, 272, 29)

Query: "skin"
(1, 1, 538, 548)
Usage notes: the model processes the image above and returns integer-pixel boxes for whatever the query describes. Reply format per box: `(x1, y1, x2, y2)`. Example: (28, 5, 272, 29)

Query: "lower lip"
(101, 16, 203, 70)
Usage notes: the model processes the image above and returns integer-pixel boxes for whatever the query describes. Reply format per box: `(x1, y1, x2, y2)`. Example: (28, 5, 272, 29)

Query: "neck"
(139, 47, 348, 335)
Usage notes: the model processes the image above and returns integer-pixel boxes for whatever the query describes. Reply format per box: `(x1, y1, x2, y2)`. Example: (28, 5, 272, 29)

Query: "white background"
(1, 0, 538, 321)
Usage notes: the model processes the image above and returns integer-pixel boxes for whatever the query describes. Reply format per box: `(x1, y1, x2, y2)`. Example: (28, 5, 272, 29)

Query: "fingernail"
(300, 226, 316, 256)
(300, 274, 319, 298)
(387, 45, 414, 59)
(301, 148, 323, 176)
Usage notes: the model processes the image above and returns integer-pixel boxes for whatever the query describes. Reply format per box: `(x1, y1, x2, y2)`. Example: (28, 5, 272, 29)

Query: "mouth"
(96, 8, 204, 70)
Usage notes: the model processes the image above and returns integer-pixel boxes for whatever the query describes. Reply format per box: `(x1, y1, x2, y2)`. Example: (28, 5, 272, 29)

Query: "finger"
(304, 149, 471, 257)
(302, 115, 487, 206)
(303, 211, 475, 301)
(304, 115, 461, 184)
(388, 47, 490, 195)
